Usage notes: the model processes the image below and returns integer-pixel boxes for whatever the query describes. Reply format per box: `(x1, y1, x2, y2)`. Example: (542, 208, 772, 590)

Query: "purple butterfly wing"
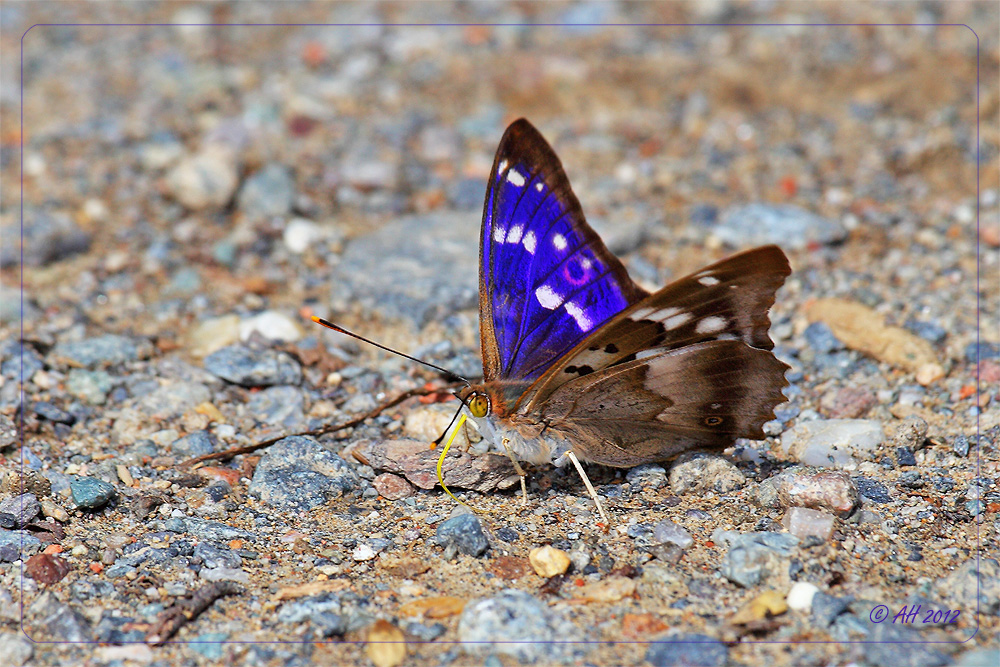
(479, 119, 647, 387)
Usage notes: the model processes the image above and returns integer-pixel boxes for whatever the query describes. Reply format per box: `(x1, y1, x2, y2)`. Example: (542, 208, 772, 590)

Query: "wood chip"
(729, 589, 788, 625)
(805, 298, 941, 378)
(273, 578, 351, 601)
(378, 556, 431, 579)
(397, 596, 466, 619)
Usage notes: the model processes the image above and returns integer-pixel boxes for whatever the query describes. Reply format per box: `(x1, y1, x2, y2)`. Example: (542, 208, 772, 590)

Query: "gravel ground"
(1, 2, 998, 667)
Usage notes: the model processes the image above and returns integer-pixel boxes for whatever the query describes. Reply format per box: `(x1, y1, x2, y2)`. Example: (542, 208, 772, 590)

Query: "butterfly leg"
(498, 437, 529, 506)
(566, 451, 610, 524)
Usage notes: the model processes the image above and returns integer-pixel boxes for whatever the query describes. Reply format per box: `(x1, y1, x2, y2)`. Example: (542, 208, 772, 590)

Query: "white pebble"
(239, 311, 303, 343)
(352, 544, 377, 561)
(786, 582, 820, 611)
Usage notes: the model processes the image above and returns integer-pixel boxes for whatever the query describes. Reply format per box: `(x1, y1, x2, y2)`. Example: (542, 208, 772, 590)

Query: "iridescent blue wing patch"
(478, 119, 647, 386)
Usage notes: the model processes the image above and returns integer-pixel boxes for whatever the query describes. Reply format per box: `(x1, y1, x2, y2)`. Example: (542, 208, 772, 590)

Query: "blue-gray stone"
(204, 345, 302, 387)
(190, 632, 227, 659)
(0, 493, 40, 528)
(70, 476, 117, 510)
(811, 591, 852, 627)
(1, 341, 44, 381)
(50, 334, 141, 368)
(65, 369, 115, 405)
(194, 543, 242, 570)
(167, 517, 255, 542)
(278, 592, 342, 624)
(40, 601, 93, 642)
(853, 477, 892, 503)
(952, 435, 970, 457)
(954, 649, 1000, 667)
(247, 436, 360, 510)
(246, 385, 306, 428)
(965, 341, 1000, 362)
(714, 530, 798, 588)
(458, 589, 578, 663)
(238, 163, 295, 219)
(645, 634, 728, 667)
(0, 529, 42, 561)
(403, 620, 446, 642)
(865, 623, 948, 667)
(689, 203, 719, 226)
(1, 211, 91, 268)
(32, 402, 75, 424)
(804, 321, 844, 353)
(904, 318, 947, 344)
(170, 430, 217, 458)
(715, 203, 846, 250)
(330, 213, 478, 326)
(435, 514, 489, 557)
(895, 447, 917, 466)
(104, 563, 136, 579)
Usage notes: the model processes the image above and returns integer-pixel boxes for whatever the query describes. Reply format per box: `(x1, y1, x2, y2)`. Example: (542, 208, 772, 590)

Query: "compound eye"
(469, 394, 489, 418)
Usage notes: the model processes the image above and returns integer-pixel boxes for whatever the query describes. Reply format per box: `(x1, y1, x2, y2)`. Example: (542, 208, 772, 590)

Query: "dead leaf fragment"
(805, 298, 942, 380)
(367, 619, 406, 667)
(398, 595, 466, 619)
(729, 589, 789, 625)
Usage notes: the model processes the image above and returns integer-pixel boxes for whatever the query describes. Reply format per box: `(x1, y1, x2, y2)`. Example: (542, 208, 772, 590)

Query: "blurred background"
(1, 0, 995, 371)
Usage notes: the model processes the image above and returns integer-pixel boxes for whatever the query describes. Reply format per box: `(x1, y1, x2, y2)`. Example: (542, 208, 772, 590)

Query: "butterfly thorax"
(458, 383, 573, 466)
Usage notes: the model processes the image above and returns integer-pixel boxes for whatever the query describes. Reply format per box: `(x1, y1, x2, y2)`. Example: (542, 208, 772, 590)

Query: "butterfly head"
(457, 385, 491, 418)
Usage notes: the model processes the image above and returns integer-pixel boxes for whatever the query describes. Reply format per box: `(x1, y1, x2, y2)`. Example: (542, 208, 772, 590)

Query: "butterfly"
(454, 119, 791, 522)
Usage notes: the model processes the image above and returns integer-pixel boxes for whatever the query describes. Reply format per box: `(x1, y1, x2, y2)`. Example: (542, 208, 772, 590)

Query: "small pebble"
(0, 493, 41, 528)
(373, 473, 416, 500)
(786, 581, 820, 611)
(669, 454, 745, 494)
(527, 545, 571, 577)
(70, 476, 117, 510)
(782, 506, 835, 541)
(646, 633, 729, 667)
(435, 513, 488, 557)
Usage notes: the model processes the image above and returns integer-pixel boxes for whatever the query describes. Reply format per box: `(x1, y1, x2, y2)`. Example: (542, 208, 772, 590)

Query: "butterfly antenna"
(310, 316, 470, 384)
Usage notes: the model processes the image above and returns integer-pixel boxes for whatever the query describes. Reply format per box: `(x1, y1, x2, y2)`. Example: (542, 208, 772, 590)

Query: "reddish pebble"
(43, 544, 63, 555)
(302, 41, 326, 67)
(780, 175, 798, 197)
(978, 360, 1000, 384)
(199, 466, 243, 487)
(829, 386, 877, 418)
(25, 553, 71, 585)
(373, 473, 416, 500)
(89, 562, 104, 574)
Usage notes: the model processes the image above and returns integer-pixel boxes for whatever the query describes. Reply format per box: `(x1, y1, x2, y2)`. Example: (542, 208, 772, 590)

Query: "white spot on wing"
(507, 224, 523, 244)
(651, 307, 682, 321)
(507, 169, 526, 187)
(535, 285, 563, 310)
(492, 225, 506, 243)
(629, 306, 656, 321)
(698, 275, 720, 286)
(498, 159, 508, 173)
(664, 312, 693, 330)
(523, 231, 537, 254)
(696, 316, 727, 334)
(564, 301, 594, 332)
(535, 182, 544, 192)
(553, 233, 567, 250)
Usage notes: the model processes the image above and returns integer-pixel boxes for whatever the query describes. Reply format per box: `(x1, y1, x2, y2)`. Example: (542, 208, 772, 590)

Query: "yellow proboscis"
(436, 413, 477, 513)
